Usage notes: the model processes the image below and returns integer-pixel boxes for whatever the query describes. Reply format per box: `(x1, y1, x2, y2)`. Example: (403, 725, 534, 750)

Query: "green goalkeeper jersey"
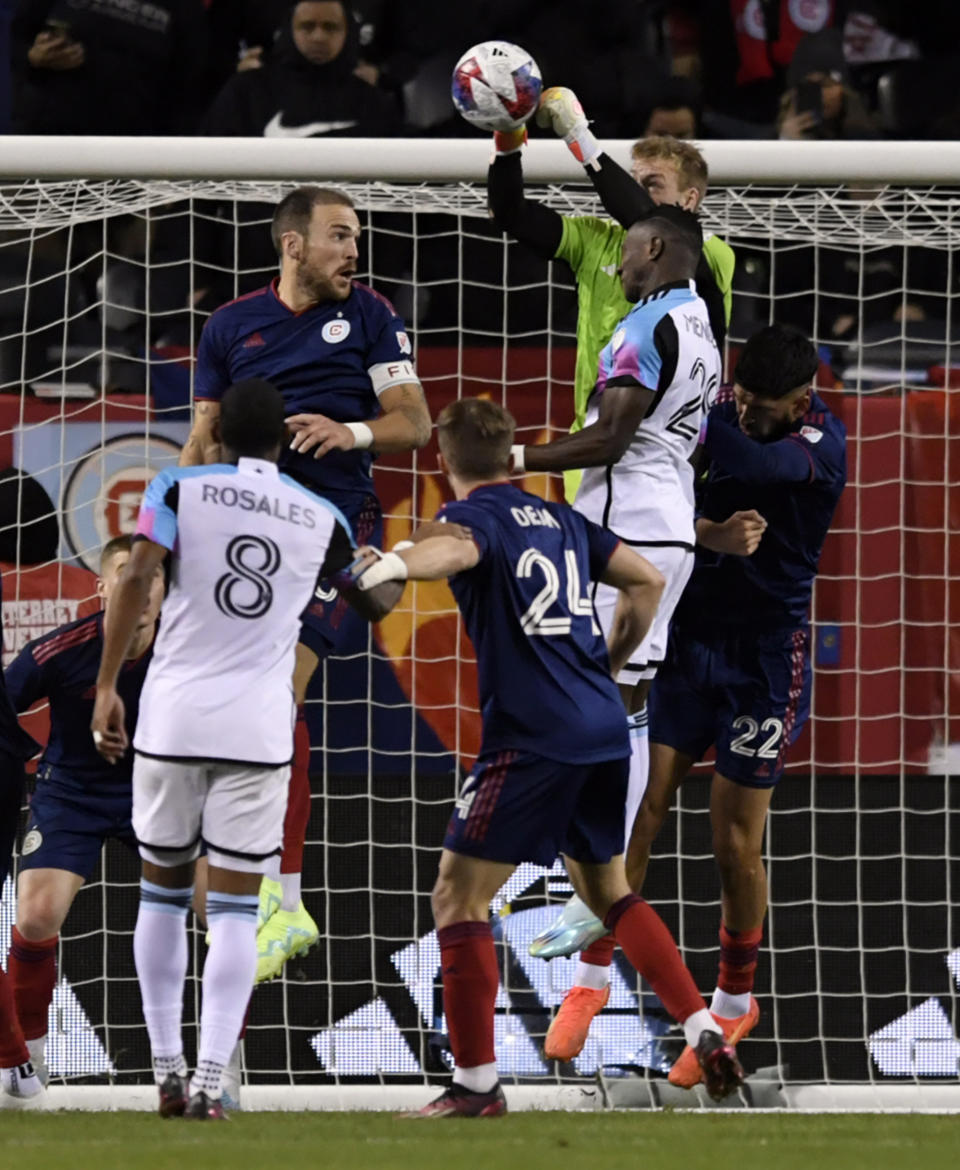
(555, 215, 735, 501)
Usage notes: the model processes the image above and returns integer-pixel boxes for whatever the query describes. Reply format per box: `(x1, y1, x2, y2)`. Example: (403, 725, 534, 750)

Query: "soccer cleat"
(543, 984, 610, 1062)
(693, 1029, 745, 1101)
(257, 876, 283, 931)
(668, 996, 759, 1089)
(255, 900, 319, 982)
(528, 894, 610, 959)
(0, 1061, 44, 1099)
(398, 1082, 507, 1119)
(157, 1072, 189, 1118)
(183, 1090, 229, 1120)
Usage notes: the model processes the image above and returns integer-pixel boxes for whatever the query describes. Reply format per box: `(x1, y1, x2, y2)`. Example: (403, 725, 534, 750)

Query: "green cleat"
(528, 894, 609, 959)
(257, 876, 283, 932)
(255, 901, 319, 983)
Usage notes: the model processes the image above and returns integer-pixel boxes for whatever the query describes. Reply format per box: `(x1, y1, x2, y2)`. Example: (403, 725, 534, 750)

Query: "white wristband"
(357, 550, 408, 592)
(392, 540, 414, 551)
(345, 421, 375, 450)
(510, 444, 525, 474)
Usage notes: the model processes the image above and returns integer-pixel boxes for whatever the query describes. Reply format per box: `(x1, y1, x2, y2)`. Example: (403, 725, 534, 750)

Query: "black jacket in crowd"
(12, 0, 207, 135)
(202, 9, 401, 138)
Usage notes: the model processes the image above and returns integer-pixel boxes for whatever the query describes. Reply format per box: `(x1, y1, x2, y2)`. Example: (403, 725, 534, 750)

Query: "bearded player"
(180, 186, 431, 979)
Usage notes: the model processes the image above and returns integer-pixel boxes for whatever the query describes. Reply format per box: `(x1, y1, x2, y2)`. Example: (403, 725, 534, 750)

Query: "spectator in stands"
(11, 0, 207, 135)
(641, 75, 701, 139)
(777, 30, 879, 140)
(202, 0, 401, 138)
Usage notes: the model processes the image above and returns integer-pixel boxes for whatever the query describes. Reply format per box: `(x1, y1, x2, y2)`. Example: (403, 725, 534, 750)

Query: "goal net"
(0, 139, 958, 1110)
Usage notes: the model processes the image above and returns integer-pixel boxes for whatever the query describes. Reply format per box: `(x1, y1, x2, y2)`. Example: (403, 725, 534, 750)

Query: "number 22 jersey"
(132, 458, 354, 766)
(438, 483, 628, 764)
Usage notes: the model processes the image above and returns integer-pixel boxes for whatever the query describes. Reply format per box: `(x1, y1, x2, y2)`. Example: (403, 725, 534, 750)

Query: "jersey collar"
(635, 278, 696, 308)
(269, 276, 351, 317)
(237, 457, 280, 478)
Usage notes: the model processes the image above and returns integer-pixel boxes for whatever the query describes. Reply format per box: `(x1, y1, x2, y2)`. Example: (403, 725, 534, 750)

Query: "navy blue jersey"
(1, 571, 40, 760)
(438, 483, 628, 764)
(195, 278, 418, 513)
(680, 390, 846, 632)
(4, 612, 152, 794)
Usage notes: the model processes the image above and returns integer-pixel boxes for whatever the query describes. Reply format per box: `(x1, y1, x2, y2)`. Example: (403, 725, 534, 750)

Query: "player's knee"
(17, 887, 68, 939)
(713, 824, 763, 879)
(430, 875, 482, 928)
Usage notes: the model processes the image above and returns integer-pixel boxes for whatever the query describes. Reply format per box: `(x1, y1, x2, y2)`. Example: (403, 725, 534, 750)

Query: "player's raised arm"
(486, 130, 564, 261)
(179, 399, 222, 467)
(181, 314, 230, 467)
(92, 538, 167, 762)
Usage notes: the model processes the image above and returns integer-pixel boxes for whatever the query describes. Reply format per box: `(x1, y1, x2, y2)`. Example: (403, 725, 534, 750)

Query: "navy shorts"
(298, 492, 383, 658)
(19, 783, 137, 880)
(443, 749, 630, 867)
(648, 624, 811, 788)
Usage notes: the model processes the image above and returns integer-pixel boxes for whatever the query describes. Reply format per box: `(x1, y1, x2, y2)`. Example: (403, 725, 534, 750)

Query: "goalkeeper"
(488, 86, 735, 504)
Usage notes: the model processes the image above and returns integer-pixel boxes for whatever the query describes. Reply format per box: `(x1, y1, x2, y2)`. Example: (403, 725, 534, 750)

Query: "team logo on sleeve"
(800, 425, 823, 444)
(395, 331, 412, 355)
(611, 329, 626, 352)
(322, 320, 351, 344)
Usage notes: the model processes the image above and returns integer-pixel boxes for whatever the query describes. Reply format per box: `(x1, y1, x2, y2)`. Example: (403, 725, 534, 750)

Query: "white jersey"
(574, 280, 722, 547)
(132, 457, 352, 765)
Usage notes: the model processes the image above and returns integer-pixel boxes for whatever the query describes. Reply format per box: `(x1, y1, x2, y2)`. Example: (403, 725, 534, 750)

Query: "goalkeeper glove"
(536, 86, 601, 169)
(492, 126, 527, 157)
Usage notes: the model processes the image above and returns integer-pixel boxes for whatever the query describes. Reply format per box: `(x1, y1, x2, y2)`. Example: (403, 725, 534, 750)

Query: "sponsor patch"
(800, 425, 823, 444)
(395, 331, 412, 355)
(611, 328, 626, 352)
(322, 320, 351, 344)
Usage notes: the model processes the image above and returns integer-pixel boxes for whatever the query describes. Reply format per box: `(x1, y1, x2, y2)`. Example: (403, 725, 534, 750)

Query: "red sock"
(0, 967, 29, 1068)
(605, 894, 705, 1025)
(437, 921, 498, 1068)
(580, 935, 616, 968)
(718, 923, 763, 995)
(280, 707, 311, 875)
(8, 927, 57, 1041)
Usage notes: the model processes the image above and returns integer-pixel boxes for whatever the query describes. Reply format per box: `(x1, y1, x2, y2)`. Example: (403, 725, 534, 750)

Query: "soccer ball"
(451, 41, 542, 133)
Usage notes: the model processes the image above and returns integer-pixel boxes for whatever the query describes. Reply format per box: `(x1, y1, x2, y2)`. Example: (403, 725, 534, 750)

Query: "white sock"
(574, 960, 611, 990)
(25, 1037, 46, 1068)
(683, 1007, 722, 1049)
(623, 706, 649, 851)
(710, 987, 752, 1018)
(453, 1061, 498, 1093)
(279, 872, 301, 912)
(195, 891, 259, 1098)
(133, 880, 192, 1077)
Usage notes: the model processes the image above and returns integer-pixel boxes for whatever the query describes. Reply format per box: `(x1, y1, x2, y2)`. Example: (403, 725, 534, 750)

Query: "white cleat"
(1, 1061, 45, 1102)
(221, 1041, 243, 1113)
(528, 894, 609, 959)
(25, 1039, 49, 1088)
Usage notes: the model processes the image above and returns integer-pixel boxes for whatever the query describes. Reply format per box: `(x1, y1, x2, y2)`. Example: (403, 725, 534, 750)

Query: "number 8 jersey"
(438, 483, 629, 764)
(574, 279, 722, 547)
(132, 457, 354, 766)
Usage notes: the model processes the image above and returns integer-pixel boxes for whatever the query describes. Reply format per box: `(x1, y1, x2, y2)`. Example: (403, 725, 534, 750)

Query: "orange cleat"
(543, 985, 610, 1062)
(667, 995, 760, 1089)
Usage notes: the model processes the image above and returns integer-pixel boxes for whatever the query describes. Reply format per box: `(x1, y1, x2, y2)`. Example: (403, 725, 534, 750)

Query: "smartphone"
(44, 18, 74, 41)
(795, 80, 823, 125)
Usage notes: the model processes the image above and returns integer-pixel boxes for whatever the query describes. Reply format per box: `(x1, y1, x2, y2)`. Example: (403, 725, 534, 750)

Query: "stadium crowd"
(1, 1, 959, 140)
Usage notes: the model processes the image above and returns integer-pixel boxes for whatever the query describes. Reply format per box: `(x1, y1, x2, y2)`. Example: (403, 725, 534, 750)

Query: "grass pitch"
(2, 1111, 956, 1170)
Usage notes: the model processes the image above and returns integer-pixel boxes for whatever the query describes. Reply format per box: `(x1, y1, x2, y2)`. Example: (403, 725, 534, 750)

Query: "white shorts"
(132, 754, 290, 875)
(594, 545, 694, 686)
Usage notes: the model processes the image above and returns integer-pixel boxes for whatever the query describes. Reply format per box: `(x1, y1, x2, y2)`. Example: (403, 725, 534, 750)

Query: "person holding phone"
(777, 29, 879, 141)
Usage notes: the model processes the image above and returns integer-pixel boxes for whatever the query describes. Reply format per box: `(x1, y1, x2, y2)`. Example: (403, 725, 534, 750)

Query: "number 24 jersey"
(439, 483, 629, 765)
(133, 458, 353, 766)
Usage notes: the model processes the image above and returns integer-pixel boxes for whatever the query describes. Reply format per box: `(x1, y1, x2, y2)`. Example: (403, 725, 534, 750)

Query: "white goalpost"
(0, 138, 958, 1112)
